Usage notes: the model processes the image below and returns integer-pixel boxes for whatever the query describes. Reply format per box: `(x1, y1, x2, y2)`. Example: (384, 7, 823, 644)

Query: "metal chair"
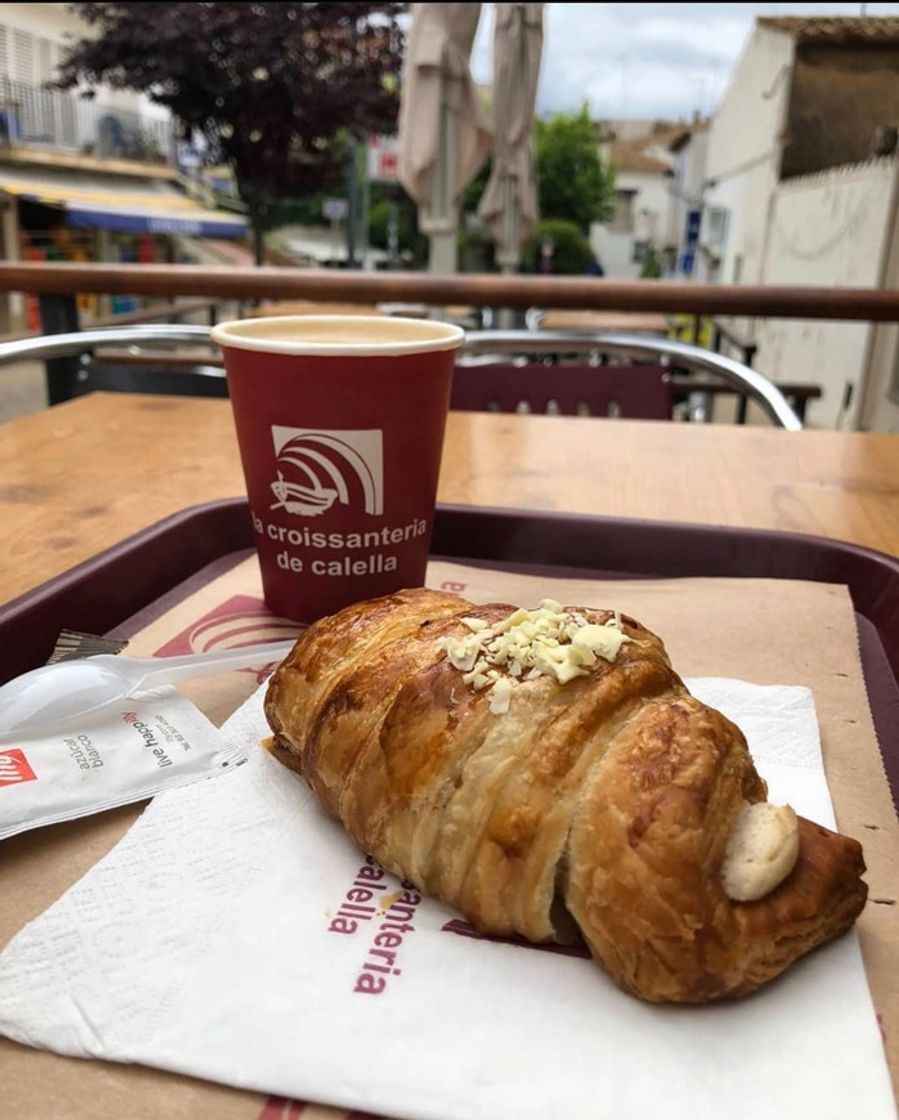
(457, 331, 803, 429)
(0, 324, 804, 430)
(0, 325, 225, 404)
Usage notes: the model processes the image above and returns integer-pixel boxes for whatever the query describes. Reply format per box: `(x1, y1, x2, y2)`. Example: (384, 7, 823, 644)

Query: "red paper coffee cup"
(211, 315, 464, 622)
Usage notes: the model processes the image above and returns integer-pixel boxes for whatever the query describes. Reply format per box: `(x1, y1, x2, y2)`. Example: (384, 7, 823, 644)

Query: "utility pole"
(346, 141, 359, 269)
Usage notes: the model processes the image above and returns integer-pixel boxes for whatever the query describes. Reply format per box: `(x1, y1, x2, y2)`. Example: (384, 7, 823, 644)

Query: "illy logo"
(270, 426, 384, 518)
(0, 748, 38, 787)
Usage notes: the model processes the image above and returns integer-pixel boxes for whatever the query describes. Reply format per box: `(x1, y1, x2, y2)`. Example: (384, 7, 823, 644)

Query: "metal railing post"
(38, 294, 81, 405)
(736, 343, 757, 425)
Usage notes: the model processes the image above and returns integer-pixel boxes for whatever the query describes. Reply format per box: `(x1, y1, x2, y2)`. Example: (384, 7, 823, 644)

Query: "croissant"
(264, 587, 867, 1003)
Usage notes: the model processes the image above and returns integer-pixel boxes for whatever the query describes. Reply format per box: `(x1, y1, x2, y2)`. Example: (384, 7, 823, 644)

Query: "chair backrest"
(450, 363, 673, 420)
(462, 330, 803, 429)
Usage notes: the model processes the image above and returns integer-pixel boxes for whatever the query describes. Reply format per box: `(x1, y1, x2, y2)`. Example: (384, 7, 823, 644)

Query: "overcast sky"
(470, 2, 899, 121)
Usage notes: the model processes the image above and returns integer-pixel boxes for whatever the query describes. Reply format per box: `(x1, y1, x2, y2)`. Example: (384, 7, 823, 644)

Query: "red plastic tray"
(1, 499, 896, 807)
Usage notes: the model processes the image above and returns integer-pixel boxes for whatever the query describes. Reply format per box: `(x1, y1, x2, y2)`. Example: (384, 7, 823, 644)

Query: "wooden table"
(1, 391, 898, 1118)
(1, 393, 897, 603)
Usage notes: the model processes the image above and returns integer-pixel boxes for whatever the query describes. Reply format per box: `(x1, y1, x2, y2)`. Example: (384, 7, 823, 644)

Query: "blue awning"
(0, 171, 247, 239)
(65, 206, 247, 238)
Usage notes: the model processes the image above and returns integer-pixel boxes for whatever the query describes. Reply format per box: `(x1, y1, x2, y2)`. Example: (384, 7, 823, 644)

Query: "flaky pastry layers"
(264, 588, 866, 1002)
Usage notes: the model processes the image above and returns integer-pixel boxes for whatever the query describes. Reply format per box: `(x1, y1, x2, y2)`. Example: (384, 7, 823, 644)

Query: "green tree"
(524, 219, 593, 275)
(368, 190, 427, 265)
(640, 246, 663, 279)
(56, 3, 405, 264)
(535, 106, 615, 231)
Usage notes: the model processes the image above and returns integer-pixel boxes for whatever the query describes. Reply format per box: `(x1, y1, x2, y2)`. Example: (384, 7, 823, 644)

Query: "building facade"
(701, 16, 899, 430)
(0, 3, 245, 331)
(666, 123, 708, 279)
(590, 120, 678, 279)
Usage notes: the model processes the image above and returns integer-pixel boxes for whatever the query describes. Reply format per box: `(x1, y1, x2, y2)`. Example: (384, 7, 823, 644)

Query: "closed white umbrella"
(478, 3, 544, 273)
(398, 3, 491, 273)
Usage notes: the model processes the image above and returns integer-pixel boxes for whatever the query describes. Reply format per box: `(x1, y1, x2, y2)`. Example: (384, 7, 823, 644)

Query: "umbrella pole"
(425, 95, 458, 275)
(497, 173, 520, 327)
(497, 173, 520, 275)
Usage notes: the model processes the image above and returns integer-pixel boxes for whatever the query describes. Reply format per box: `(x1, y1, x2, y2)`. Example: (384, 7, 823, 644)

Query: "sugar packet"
(0, 687, 243, 840)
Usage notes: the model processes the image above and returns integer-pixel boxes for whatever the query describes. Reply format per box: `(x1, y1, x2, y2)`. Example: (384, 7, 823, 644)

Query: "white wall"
(681, 132, 708, 212)
(705, 25, 793, 182)
(755, 159, 898, 429)
(590, 169, 672, 279)
(702, 25, 794, 287)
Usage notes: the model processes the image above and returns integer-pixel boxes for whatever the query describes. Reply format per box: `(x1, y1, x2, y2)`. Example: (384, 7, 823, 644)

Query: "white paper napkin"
(0, 680, 894, 1120)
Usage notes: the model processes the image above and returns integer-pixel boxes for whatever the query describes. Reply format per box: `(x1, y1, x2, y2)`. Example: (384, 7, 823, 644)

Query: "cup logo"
(270, 426, 384, 519)
(0, 748, 38, 787)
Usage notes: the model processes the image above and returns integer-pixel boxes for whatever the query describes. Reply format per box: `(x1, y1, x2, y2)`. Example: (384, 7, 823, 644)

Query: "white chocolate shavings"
(435, 599, 630, 714)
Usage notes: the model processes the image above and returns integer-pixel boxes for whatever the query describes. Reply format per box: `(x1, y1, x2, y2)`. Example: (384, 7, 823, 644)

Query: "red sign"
(367, 136, 400, 183)
(377, 150, 398, 178)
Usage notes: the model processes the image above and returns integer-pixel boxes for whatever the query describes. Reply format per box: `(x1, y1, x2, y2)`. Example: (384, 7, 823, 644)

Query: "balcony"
(0, 77, 174, 172)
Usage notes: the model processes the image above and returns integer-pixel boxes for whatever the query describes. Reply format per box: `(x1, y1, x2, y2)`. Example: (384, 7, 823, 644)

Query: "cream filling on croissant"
(721, 802, 799, 901)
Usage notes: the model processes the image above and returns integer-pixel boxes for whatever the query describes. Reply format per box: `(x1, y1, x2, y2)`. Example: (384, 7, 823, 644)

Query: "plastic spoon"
(0, 640, 297, 740)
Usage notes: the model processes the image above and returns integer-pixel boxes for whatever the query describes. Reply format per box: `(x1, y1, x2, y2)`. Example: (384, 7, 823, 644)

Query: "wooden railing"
(1, 262, 898, 321)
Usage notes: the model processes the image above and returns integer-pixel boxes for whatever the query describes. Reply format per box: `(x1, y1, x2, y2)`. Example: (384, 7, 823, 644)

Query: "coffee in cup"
(211, 315, 464, 622)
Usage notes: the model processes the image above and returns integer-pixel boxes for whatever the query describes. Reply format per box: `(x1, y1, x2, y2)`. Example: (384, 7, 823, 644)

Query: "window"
(3, 29, 58, 87)
(13, 29, 33, 83)
(0, 28, 72, 147)
(610, 189, 636, 234)
(37, 37, 53, 84)
(632, 241, 648, 264)
(703, 207, 729, 248)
